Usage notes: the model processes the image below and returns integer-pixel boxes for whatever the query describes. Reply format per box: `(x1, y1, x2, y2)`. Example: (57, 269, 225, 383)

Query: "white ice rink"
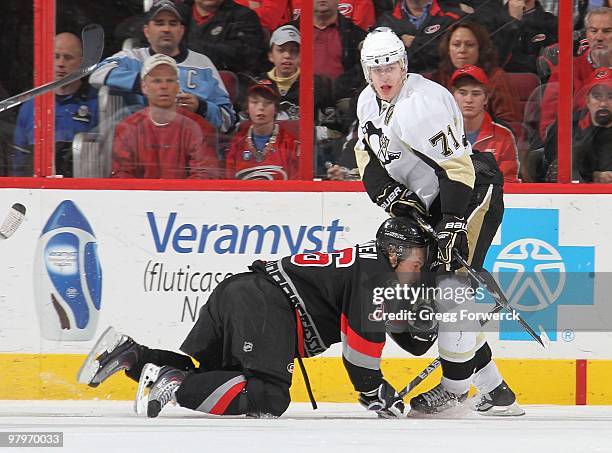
(1, 401, 612, 453)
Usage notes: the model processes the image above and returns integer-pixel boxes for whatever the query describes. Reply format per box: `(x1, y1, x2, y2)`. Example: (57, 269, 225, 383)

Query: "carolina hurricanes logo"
(338, 2, 354, 15)
(531, 33, 547, 43)
(424, 24, 441, 34)
(236, 165, 288, 180)
(361, 121, 399, 165)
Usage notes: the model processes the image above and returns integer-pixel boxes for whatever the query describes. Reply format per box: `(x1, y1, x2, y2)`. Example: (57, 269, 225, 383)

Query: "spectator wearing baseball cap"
(90, 0, 234, 134)
(226, 79, 301, 180)
(450, 65, 520, 183)
(544, 68, 612, 183)
(110, 53, 220, 179)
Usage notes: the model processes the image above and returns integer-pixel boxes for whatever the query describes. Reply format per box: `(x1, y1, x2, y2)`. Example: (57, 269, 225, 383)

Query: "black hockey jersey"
(252, 241, 396, 392)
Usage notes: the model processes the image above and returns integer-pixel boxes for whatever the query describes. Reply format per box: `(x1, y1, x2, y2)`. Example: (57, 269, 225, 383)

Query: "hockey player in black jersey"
(355, 28, 523, 416)
(78, 217, 438, 419)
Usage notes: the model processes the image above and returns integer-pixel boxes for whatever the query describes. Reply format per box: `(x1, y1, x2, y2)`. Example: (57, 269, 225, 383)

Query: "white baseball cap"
(141, 53, 179, 78)
(270, 25, 301, 47)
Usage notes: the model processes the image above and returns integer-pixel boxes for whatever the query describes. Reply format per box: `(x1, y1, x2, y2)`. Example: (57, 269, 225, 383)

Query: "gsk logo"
(480, 209, 594, 341)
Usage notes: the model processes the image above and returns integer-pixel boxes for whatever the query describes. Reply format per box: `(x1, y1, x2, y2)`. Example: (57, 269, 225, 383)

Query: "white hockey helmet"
(360, 27, 408, 84)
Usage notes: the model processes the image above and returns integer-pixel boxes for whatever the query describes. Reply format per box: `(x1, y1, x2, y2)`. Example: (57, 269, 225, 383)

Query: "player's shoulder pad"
(393, 74, 457, 121)
(356, 85, 377, 118)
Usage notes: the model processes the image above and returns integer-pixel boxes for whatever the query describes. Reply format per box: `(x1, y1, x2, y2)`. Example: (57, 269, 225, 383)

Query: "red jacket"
(472, 112, 520, 183)
(234, 0, 292, 32)
(226, 122, 300, 180)
(292, 0, 375, 31)
(539, 52, 600, 140)
(111, 108, 220, 179)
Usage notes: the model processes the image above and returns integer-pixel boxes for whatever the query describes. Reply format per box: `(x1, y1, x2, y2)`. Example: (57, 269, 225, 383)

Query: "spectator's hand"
(507, 0, 526, 19)
(176, 92, 200, 113)
(400, 34, 415, 48)
(327, 164, 349, 181)
(593, 171, 612, 183)
(459, 3, 474, 13)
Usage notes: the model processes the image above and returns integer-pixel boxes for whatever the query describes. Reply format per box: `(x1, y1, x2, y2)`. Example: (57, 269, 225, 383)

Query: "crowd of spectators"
(0, 0, 610, 182)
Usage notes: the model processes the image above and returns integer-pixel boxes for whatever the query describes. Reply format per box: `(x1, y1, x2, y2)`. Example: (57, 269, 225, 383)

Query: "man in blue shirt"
(89, 0, 234, 133)
(12, 32, 99, 177)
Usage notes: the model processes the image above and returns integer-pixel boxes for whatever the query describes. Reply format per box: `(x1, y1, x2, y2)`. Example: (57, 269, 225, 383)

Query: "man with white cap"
(110, 54, 220, 179)
(90, 0, 234, 133)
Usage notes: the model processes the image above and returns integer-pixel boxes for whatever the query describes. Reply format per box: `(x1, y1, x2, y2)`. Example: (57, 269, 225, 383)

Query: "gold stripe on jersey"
(465, 184, 493, 266)
(354, 144, 370, 179)
(438, 153, 475, 189)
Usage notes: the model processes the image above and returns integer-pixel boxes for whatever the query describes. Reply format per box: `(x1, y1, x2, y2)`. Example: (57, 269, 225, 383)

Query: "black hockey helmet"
(376, 217, 428, 262)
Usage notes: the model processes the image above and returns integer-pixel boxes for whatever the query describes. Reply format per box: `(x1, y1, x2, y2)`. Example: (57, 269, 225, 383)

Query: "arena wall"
(0, 188, 610, 404)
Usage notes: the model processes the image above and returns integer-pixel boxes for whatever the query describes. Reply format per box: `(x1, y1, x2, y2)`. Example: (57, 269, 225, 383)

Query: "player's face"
(248, 93, 277, 126)
(393, 247, 426, 285)
(449, 27, 479, 69)
(453, 81, 488, 120)
(54, 33, 82, 80)
(268, 42, 300, 78)
(370, 62, 405, 102)
(144, 11, 185, 55)
(141, 64, 180, 109)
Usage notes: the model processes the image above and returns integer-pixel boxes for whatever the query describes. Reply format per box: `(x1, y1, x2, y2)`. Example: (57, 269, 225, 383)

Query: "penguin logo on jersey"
(362, 121, 399, 165)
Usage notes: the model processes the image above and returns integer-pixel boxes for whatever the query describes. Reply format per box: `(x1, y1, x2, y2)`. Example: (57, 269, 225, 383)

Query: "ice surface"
(1, 401, 611, 453)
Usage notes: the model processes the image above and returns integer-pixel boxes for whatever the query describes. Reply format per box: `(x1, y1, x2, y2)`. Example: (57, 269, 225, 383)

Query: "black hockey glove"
(358, 380, 405, 418)
(376, 182, 427, 218)
(433, 214, 468, 272)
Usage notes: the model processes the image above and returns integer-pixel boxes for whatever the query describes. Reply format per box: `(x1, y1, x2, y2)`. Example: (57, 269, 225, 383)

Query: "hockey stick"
(0, 203, 26, 239)
(0, 24, 105, 113)
(398, 301, 503, 398)
(410, 211, 547, 348)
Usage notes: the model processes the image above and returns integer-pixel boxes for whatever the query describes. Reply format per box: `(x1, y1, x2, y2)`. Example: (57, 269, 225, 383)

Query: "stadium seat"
(506, 72, 541, 124)
(219, 70, 239, 105)
(72, 132, 107, 178)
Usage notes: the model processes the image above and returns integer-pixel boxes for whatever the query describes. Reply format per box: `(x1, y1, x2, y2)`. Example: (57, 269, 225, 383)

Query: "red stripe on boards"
(575, 359, 587, 405)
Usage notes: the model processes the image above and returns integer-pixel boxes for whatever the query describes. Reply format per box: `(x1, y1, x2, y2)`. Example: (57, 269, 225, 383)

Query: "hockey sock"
(175, 371, 291, 416)
(176, 371, 248, 415)
(472, 361, 503, 395)
(440, 357, 476, 395)
(125, 346, 196, 381)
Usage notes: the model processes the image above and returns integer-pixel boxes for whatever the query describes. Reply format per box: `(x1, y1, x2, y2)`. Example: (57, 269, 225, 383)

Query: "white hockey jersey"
(355, 73, 476, 216)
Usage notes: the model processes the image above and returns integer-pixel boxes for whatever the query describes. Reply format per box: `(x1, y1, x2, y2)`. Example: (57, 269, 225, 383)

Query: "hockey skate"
(77, 326, 140, 387)
(410, 383, 467, 414)
(473, 380, 525, 416)
(135, 363, 186, 418)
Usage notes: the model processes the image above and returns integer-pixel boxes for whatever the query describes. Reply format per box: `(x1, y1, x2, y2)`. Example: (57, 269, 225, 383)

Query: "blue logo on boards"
(480, 208, 594, 341)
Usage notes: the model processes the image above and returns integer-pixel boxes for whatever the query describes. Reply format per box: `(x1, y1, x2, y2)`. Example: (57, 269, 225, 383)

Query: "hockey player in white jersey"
(355, 27, 524, 416)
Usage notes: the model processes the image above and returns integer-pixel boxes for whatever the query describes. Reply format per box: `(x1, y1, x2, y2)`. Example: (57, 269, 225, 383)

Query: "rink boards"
(0, 188, 610, 404)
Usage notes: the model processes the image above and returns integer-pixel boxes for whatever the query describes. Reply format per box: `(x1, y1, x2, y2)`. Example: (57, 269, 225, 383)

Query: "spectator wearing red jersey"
(226, 80, 300, 180)
(431, 21, 522, 126)
(292, 0, 375, 31)
(540, 7, 612, 140)
(450, 65, 520, 183)
(111, 54, 220, 179)
(233, 0, 292, 33)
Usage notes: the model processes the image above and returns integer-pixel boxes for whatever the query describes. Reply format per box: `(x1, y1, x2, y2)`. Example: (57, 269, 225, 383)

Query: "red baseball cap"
(248, 78, 280, 99)
(585, 68, 612, 93)
(450, 64, 489, 86)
